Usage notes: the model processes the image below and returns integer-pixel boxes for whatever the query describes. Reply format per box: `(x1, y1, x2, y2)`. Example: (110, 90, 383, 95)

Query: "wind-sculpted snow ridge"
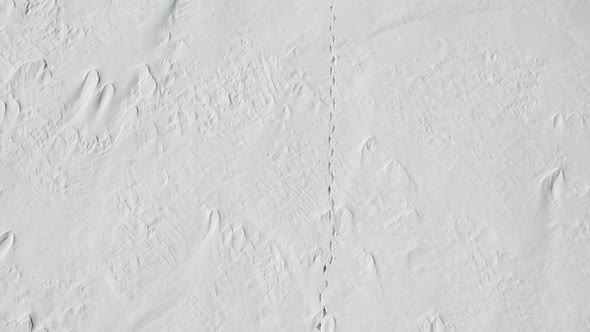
(2, 0, 590, 331)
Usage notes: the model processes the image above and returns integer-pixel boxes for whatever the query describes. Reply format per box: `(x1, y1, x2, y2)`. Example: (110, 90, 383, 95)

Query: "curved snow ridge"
(0, 231, 14, 261)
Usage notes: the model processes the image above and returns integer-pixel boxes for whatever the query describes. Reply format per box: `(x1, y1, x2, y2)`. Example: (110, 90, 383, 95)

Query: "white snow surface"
(1, 0, 590, 331)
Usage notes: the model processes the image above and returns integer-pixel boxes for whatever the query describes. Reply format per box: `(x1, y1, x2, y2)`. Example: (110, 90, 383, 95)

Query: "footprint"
(0, 231, 14, 261)
(23, 0, 57, 18)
